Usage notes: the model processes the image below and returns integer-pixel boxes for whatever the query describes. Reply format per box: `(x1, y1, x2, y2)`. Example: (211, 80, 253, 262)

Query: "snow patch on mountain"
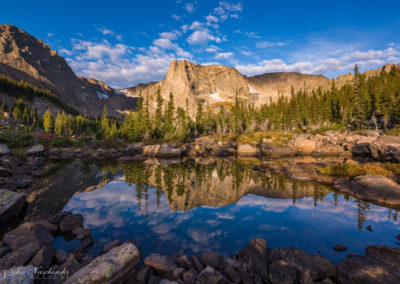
(96, 91, 109, 99)
(210, 93, 225, 102)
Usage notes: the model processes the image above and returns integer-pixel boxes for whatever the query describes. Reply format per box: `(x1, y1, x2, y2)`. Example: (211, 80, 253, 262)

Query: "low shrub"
(50, 137, 74, 148)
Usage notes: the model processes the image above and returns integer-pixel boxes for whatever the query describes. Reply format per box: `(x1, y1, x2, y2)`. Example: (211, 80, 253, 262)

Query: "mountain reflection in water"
(55, 159, 399, 262)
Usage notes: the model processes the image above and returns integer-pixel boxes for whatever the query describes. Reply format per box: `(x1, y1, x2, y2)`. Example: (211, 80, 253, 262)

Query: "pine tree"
(43, 108, 53, 133)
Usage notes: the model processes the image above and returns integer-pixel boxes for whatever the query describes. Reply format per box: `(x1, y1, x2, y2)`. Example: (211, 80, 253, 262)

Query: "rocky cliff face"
(122, 60, 334, 117)
(123, 59, 397, 117)
(0, 25, 136, 117)
(124, 60, 261, 116)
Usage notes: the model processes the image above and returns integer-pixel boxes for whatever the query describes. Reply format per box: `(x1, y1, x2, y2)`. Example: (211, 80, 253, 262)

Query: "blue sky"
(2, 0, 400, 88)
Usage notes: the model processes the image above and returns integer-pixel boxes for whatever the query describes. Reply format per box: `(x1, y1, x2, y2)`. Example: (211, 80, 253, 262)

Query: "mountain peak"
(0, 25, 136, 117)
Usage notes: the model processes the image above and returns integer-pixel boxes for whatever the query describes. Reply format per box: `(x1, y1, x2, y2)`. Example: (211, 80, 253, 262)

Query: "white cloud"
(205, 45, 220, 53)
(47, 33, 54, 37)
(172, 14, 181, 21)
(185, 2, 196, 13)
(159, 32, 177, 40)
(241, 50, 253, 56)
(256, 41, 289, 48)
(215, 52, 234, 59)
(190, 21, 204, 30)
(244, 32, 260, 39)
(187, 29, 221, 45)
(153, 38, 177, 49)
(213, 1, 243, 21)
(97, 27, 122, 41)
(64, 37, 192, 88)
(235, 46, 400, 77)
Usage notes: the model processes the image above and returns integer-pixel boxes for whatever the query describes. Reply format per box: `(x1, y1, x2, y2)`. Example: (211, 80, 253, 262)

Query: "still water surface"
(53, 159, 400, 262)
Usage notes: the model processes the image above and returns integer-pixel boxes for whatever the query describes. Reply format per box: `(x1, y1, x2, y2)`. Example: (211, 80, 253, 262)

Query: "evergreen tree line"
(0, 75, 79, 115)
(2, 64, 400, 142)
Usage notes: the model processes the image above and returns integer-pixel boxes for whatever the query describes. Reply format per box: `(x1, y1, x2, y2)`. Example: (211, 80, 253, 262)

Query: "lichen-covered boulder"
(0, 189, 27, 224)
(65, 242, 141, 284)
(2, 222, 53, 251)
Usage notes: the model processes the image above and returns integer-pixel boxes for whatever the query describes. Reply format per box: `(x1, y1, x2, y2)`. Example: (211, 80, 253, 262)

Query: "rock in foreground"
(65, 242, 141, 284)
(0, 188, 27, 224)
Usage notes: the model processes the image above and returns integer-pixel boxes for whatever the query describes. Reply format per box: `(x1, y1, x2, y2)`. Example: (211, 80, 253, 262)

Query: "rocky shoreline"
(1, 211, 400, 284)
(1, 130, 400, 283)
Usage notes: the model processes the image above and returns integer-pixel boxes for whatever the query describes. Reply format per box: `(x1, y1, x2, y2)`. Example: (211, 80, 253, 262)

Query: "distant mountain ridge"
(0, 24, 136, 117)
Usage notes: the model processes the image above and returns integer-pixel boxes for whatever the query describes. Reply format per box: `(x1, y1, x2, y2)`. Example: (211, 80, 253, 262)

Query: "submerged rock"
(0, 188, 26, 224)
(339, 175, 400, 205)
(65, 242, 141, 284)
(333, 244, 347, 251)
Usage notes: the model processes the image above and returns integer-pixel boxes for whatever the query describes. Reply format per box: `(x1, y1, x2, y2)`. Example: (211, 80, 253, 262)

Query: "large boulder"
(0, 265, 36, 283)
(156, 143, 183, 158)
(25, 144, 45, 155)
(211, 143, 236, 157)
(370, 135, 400, 162)
(2, 222, 53, 251)
(337, 246, 400, 283)
(143, 144, 161, 156)
(0, 243, 40, 269)
(238, 238, 269, 282)
(0, 189, 27, 224)
(125, 142, 145, 155)
(339, 175, 400, 205)
(260, 144, 296, 158)
(195, 136, 217, 146)
(269, 248, 336, 282)
(0, 144, 11, 155)
(59, 214, 84, 232)
(65, 242, 141, 284)
(0, 167, 12, 177)
(144, 253, 177, 273)
(293, 138, 316, 154)
(237, 144, 261, 157)
(351, 136, 376, 156)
